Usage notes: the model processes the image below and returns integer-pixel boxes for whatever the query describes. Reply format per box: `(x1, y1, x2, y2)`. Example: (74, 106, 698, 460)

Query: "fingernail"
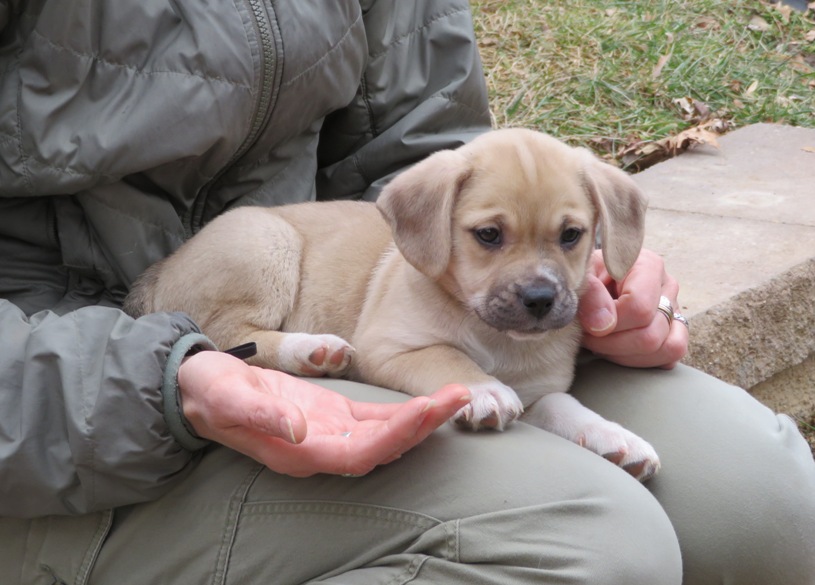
(421, 399, 437, 413)
(587, 308, 616, 333)
(279, 416, 297, 444)
(458, 393, 472, 402)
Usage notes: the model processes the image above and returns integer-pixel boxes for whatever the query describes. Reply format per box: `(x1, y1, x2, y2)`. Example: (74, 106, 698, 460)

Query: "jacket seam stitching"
(14, 54, 35, 195)
(29, 29, 252, 89)
(368, 6, 468, 61)
(280, 10, 362, 89)
(348, 92, 487, 187)
(80, 192, 189, 242)
(72, 310, 97, 511)
(427, 92, 490, 119)
(359, 73, 378, 138)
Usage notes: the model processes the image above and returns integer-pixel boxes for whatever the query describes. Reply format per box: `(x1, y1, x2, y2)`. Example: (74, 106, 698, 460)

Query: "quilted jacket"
(0, 0, 489, 522)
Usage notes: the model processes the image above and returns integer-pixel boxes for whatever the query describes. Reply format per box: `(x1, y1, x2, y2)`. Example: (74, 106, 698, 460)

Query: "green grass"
(472, 0, 815, 164)
(799, 414, 815, 453)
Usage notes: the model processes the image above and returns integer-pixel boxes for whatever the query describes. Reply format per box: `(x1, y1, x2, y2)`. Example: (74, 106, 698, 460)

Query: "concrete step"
(631, 123, 815, 415)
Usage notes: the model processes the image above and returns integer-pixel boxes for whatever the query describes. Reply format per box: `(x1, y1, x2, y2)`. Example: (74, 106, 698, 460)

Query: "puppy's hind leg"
(216, 214, 355, 377)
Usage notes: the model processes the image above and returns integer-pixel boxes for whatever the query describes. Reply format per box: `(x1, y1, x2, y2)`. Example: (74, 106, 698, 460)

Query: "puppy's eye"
(560, 227, 583, 247)
(474, 227, 502, 247)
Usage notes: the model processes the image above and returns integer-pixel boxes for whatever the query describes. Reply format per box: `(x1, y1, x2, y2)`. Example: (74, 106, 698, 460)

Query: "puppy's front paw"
(278, 333, 355, 377)
(525, 393, 660, 482)
(576, 420, 661, 482)
(453, 381, 524, 431)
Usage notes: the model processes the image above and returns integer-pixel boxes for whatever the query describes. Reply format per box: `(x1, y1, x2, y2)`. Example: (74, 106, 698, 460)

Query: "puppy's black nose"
(520, 286, 556, 319)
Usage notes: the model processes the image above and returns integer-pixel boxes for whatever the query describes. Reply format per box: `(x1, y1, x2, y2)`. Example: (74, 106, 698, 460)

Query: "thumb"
(228, 391, 308, 444)
(578, 273, 617, 337)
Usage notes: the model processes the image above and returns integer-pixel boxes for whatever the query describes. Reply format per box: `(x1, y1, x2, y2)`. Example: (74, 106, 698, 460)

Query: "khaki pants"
(11, 362, 815, 585)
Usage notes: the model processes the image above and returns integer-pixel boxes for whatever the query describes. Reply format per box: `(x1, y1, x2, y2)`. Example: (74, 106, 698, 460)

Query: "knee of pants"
(392, 456, 682, 585)
(572, 361, 815, 585)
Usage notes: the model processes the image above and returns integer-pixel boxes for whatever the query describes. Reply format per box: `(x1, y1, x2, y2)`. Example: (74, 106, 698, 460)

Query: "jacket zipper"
(187, 0, 281, 235)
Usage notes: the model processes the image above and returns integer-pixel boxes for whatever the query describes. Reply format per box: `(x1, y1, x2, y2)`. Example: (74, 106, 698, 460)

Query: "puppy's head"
(377, 129, 647, 337)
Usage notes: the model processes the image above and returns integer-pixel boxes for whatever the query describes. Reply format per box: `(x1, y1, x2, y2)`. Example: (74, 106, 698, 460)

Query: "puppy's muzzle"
(520, 284, 556, 319)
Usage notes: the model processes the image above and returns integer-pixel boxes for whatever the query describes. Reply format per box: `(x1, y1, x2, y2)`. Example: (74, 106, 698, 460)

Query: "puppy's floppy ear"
(377, 150, 472, 278)
(580, 150, 649, 281)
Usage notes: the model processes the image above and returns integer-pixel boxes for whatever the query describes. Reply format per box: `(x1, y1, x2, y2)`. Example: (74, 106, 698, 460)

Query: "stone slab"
(631, 123, 815, 391)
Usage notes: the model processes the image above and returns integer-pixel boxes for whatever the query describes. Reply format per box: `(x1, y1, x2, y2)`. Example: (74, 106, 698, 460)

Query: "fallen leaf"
(619, 121, 725, 171)
(672, 96, 711, 122)
(652, 54, 671, 79)
(774, 3, 793, 22)
(745, 80, 759, 96)
(748, 14, 771, 31)
(803, 146, 815, 153)
(806, 30, 815, 42)
(694, 15, 721, 31)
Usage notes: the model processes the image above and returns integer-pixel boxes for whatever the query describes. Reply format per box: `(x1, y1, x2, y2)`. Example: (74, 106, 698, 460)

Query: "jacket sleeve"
(315, 0, 492, 201)
(0, 299, 216, 518)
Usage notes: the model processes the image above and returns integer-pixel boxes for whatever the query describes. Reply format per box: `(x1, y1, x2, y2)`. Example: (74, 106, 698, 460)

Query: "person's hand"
(177, 351, 471, 477)
(577, 248, 689, 369)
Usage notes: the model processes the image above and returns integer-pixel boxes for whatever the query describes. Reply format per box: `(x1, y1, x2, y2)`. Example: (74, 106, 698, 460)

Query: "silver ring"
(341, 473, 362, 478)
(673, 312, 689, 329)
(340, 431, 352, 438)
(657, 295, 673, 327)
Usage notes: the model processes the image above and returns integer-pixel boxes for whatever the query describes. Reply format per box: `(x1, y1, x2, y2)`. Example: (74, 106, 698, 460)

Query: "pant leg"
(570, 359, 815, 585)
(90, 381, 682, 585)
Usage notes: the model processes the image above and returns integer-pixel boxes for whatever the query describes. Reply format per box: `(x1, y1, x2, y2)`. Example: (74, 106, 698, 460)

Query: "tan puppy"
(126, 129, 659, 480)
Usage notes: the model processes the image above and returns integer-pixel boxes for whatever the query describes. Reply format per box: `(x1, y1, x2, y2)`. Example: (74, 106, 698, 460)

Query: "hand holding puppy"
(578, 248, 689, 369)
(177, 351, 470, 477)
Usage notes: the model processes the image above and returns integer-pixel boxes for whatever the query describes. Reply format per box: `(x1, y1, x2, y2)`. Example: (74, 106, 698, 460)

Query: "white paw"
(278, 333, 355, 377)
(453, 381, 524, 431)
(524, 393, 660, 482)
(575, 419, 661, 482)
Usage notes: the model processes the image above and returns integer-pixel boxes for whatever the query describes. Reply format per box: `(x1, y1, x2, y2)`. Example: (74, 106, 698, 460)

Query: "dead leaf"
(787, 53, 815, 73)
(652, 54, 671, 79)
(745, 80, 759, 96)
(672, 96, 712, 122)
(619, 121, 725, 171)
(805, 30, 815, 42)
(748, 14, 771, 31)
(774, 3, 793, 22)
(694, 15, 721, 31)
(803, 146, 815, 153)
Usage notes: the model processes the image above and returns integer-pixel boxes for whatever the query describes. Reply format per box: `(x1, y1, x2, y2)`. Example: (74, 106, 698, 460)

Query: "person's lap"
(570, 359, 815, 585)
(90, 360, 815, 585)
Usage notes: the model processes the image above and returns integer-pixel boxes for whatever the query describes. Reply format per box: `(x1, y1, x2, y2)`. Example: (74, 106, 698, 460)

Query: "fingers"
(577, 273, 618, 336)
(612, 249, 671, 332)
(583, 313, 689, 369)
(246, 387, 468, 478)
(581, 249, 688, 368)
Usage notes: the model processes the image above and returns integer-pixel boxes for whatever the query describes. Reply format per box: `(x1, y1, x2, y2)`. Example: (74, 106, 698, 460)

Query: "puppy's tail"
(123, 261, 163, 318)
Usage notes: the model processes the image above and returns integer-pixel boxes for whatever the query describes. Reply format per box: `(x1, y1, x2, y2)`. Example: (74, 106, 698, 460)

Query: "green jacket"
(0, 0, 489, 580)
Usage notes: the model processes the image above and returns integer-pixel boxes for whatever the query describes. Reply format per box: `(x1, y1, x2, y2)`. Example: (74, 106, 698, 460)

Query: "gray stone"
(631, 123, 815, 409)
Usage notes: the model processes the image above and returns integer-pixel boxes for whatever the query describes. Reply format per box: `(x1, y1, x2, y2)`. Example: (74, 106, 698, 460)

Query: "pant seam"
(210, 463, 265, 585)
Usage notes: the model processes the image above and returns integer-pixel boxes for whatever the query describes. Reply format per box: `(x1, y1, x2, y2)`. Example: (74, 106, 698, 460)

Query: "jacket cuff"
(162, 332, 218, 451)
